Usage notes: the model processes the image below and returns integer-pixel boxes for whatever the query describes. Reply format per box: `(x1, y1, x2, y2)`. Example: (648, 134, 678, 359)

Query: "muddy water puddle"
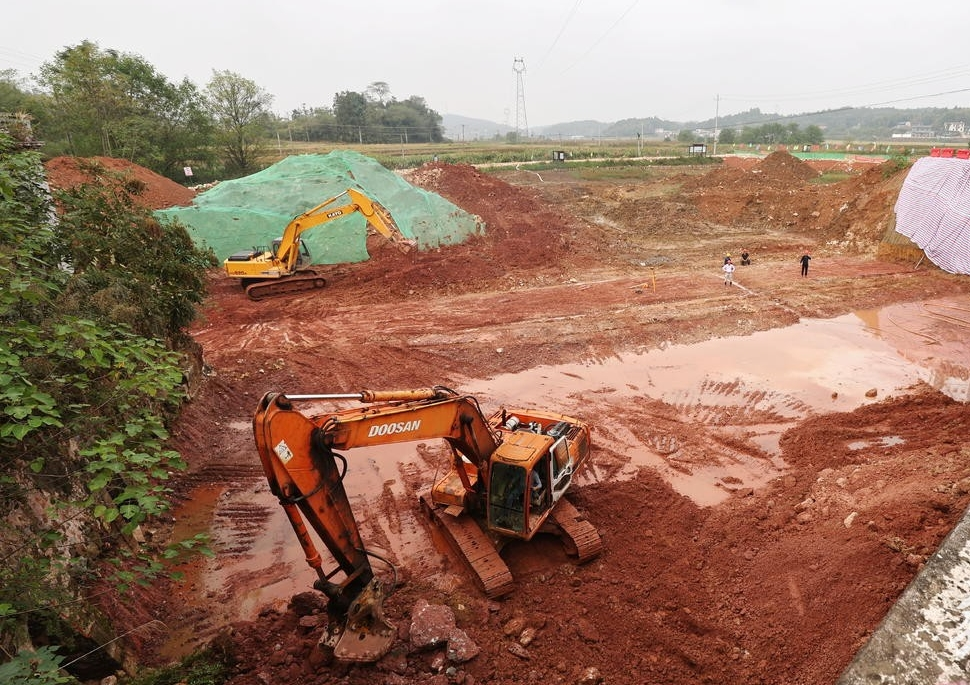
(163, 300, 970, 657)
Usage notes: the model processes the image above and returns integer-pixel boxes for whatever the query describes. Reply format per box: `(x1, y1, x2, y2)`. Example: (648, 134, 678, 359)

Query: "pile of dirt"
(756, 149, 821, 182)
(157, 152, 483, 263)
(262, 162, 595, 305)
(680, 151, 906, 252)
(43, 156, 195, 210)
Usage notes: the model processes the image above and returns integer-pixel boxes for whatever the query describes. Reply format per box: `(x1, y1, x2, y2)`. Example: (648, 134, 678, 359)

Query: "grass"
(261, 139, 705, 171)
(259, 139, 929, 178)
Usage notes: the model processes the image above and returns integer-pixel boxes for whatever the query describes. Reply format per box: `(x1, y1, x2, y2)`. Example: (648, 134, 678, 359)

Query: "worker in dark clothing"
(740, 249, 750, 265)
(800, 253, 811, 277)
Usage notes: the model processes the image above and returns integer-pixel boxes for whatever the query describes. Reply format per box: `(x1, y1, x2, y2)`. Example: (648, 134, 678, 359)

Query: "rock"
(577, 666, 604, 684)
(571, 617, 601, 643)
(507, 643, 531, 659)
(289, 591, 326, 616)
(411, 599, 456, 650)
(297, 615, 320, 632)
(843, 511, 858, 528)
(377, 647, 409, 675)
(447, 627, 480, 663)
(865, 388, 878, 398)
(502, 616, 527, 637)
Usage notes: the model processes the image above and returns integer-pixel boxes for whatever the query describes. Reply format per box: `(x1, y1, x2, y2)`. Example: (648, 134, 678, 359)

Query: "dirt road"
(127, 153, 970, 685)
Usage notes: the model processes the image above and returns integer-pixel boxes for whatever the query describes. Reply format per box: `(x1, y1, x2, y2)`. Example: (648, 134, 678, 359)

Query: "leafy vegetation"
(0, 134, 214, 682)
(125, 647, 231, 685)
(36, 41, 214, 178)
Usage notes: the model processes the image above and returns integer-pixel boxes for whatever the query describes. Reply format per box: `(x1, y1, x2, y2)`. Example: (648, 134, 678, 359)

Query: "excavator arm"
(273, 188, 414, 274)
(253, 392, 396, 662)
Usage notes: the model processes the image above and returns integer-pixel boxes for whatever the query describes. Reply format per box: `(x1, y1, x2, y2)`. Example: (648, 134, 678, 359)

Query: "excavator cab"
(272, 236, 312, 271)
(486, 414, 585, 537)
(487, 462, 529, 533)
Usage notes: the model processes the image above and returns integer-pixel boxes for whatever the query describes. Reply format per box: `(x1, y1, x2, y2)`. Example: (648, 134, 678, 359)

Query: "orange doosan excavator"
(252, 386, 601, 662)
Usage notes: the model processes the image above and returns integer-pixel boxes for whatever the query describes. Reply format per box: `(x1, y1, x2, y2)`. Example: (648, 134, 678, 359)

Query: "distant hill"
(444, 107, 970, 142)
(441, 114, 512, 142)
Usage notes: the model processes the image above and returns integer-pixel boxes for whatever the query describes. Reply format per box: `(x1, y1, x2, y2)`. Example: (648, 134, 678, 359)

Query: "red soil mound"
(44, 156, 195, 210)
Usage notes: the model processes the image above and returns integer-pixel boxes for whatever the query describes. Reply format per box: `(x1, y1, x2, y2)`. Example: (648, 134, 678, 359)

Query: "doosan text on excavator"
(252, 386, 602, 662)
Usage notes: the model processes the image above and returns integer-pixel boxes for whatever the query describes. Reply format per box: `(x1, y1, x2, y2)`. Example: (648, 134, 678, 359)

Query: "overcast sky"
(3, 0, 970, 128)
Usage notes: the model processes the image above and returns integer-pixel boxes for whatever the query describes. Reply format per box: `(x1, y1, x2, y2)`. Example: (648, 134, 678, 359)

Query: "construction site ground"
(48, 153, 970, 685)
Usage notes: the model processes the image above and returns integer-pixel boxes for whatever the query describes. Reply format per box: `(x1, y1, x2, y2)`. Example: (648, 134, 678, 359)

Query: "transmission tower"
(513, 57, 529, 140)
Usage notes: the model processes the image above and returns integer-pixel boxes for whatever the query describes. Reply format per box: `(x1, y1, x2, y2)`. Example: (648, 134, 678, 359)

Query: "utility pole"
(713, 94, 720, 156)
(513, 57, 529, 141)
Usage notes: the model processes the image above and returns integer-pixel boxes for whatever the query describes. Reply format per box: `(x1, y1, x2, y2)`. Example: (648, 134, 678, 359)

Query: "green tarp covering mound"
(156, 150, 484, 264)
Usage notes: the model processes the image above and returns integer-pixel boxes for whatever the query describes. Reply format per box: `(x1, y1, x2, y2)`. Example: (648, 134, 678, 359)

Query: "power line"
(0, 46, 47, 72)
(536, 0, 583, 71)
(560, 0, 640, 75)
(720, 64, 970, 111)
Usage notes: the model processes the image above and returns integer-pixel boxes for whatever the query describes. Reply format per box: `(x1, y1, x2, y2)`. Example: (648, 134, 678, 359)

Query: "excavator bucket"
(323, 578, 396, 662)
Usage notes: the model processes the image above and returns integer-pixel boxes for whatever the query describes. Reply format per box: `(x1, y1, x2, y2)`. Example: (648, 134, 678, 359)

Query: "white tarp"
(894, 157, 970, 274)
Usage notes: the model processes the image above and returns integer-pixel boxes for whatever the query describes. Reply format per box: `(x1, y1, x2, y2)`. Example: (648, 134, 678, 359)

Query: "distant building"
(891, 122, 937, 139)
(942, 122, 967, 138)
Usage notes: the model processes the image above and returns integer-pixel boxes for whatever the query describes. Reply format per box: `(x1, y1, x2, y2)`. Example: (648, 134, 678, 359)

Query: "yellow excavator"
(223, 188, 414, 300)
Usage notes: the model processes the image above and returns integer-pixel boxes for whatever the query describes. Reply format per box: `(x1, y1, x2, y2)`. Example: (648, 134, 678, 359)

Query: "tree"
(36, 42, 214, 180)
(0, 140, 212, 680)
(399, 95, 443, 142)
(333, 90, 368, 142)
(51, 161, 217, 340)
(804, 124, 824, 146)
(204, 70, 273, 176)
(141, 77, 215, 180)
(0, 69, 31, 112)
(38, 41, 130, 156)
(718, 127, 736, 145)
(365, 81, 391, 105)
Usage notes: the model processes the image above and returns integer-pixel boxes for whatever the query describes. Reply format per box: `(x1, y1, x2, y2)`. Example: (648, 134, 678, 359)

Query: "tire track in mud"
(212, 499, 275, 556)
(170, 459, 264, 503)
(583, 377, 799, 504)
(351, 460, 446, 587)
(670, 377, 814, 425)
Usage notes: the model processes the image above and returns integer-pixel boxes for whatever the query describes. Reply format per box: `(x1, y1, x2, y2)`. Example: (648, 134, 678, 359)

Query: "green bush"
(0, 138, 214, 677)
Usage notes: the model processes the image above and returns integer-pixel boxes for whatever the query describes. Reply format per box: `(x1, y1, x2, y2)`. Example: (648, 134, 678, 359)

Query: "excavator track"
(245, 273, 326, 300)
(419, 494, 515, 598)
(548, 498, 602, 563)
